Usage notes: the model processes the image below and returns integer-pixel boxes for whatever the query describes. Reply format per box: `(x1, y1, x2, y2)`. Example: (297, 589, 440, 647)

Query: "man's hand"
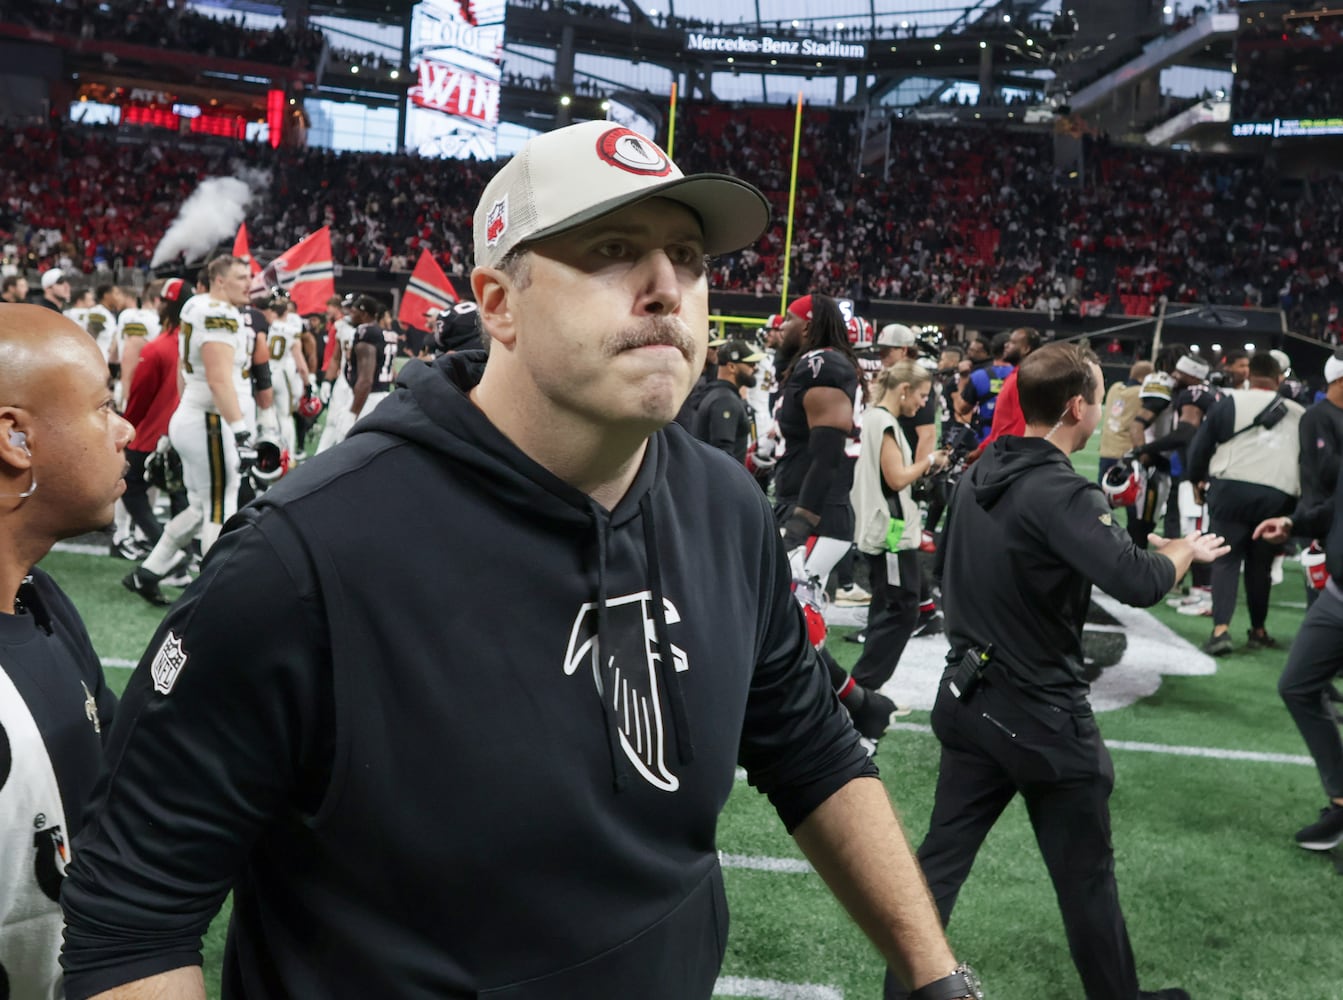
(235, 430, 258, 474)
(1253, 516, 1292, 544)
(1149, 528, 1230, 565)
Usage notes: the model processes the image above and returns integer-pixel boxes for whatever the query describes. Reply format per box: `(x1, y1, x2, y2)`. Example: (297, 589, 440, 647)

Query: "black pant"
(1207, 509, 1282, 631)
(885, 679, 1139, 1000)
(851, 551, 919, 690)
(1278, 583, 1343, 801)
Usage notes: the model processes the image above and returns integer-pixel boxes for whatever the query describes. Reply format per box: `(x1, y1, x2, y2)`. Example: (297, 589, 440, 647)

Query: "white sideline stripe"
(52, 542, 111, 557)
(101, 658, 137, 669)
(714, 975, 843, 999)
(887, 721, 1312, 766)
(720, 852, 814, 874)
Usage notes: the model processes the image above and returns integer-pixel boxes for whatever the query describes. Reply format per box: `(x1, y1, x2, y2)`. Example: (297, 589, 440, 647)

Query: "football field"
(43, 436, 1343, 999)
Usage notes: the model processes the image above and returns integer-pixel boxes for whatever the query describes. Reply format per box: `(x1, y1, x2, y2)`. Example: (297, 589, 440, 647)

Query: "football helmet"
(144, 437, 185, 493)
(1102, 457, 1145, 509)
(297, 388, 324, 419)
(248, 438, 291, 490)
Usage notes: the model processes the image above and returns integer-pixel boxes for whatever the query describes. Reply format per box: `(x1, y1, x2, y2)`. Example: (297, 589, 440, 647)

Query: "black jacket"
(942, 437, 1176, 709)
(61, 352, 873, 999)
(692, 378, 752, 462)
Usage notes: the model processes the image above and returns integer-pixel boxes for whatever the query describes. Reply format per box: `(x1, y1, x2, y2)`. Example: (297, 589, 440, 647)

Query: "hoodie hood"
(972, 435, 1073, 510)
(353, 351, 663, 529)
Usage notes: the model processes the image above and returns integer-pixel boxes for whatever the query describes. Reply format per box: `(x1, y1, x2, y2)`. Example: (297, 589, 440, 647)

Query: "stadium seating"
(2, 114, 1339, 343)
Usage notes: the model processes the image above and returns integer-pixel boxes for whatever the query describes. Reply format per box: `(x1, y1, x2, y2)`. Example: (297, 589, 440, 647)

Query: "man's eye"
(596, 242, 630, 259)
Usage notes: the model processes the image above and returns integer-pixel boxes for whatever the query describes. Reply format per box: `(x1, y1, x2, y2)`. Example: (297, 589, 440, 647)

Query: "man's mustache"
(607, 316, 697, 361)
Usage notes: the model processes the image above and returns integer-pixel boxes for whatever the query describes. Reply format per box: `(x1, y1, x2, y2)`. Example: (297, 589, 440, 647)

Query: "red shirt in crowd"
(122, 328, 181, 452)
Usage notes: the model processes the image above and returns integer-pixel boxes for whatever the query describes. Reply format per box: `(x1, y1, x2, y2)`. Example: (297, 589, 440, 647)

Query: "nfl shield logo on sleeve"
(151, 630, 189, 695)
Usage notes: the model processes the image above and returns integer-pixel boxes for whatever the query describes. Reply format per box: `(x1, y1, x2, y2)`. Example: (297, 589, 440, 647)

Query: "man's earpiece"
(9, 430, 27, 451)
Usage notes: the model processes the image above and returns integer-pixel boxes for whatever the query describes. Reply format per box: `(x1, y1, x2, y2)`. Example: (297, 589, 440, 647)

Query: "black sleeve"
(1045, 481, 1176, 607)
(60, 512, 332, 999)
(797, 425, 847, 513)
(739, 493, 876, 833)
(704, 399, 743, 455)
(1142, 420, 1196, 456)
(1291, 459, 1341, 539)
(1184, 397, 1235, 483)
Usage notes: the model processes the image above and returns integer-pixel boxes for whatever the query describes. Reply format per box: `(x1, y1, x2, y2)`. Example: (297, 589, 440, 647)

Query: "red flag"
(233, 223, 262, 276)
(253, 227, 336, 316)
(398, 249, 459, 331)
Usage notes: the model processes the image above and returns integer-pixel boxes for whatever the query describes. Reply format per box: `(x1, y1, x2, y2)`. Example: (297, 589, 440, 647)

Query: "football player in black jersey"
(341, 295, 400, 436)
(772, 294, 902, 742)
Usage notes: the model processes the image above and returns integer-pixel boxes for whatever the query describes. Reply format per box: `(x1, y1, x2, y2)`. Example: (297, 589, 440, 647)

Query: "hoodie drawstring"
(588, 500, 629, 791)
(640, 494, 694, 767)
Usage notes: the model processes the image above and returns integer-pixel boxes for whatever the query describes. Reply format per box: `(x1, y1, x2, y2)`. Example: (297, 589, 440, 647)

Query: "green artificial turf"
(41, 433, 1343, 1000)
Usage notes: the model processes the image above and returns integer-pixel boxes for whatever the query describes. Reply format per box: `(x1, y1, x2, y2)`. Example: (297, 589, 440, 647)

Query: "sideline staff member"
(886, 343, 1226, 1000)
(0, 306, 126, 997)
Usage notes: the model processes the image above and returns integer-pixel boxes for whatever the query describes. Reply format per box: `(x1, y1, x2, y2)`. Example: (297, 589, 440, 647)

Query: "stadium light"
(900, 20, 908, 28)
(770, 59, 777, 65)
(1190, 345, 1201, 353)
(792, 19, 799, 27)
(837, 22, 844, 29)
(727, 56, 734, 63)
(601, 100, 610, 110)
(1003, 13, 1011, 21)
(390, 69, 399, 80)
(1244, 342, 1255, 351)
(1211, 343, 1222, 353)
(351, 65, 359, 73)
(980, 40, 987, 48)
(934, 42, 941, 50)
(560, 95, 571, 106)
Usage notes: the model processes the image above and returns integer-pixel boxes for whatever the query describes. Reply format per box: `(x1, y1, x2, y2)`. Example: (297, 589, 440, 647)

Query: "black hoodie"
(62, 352, 873, 1000)
(941, 437, 1176, 709)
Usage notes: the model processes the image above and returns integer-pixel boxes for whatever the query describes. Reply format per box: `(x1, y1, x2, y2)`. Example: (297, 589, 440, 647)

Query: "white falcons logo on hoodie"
(563, 591, 688, 792)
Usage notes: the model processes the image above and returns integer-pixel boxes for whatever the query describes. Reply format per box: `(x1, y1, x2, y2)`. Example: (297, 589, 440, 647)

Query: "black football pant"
(851, 551, 919, 691)
(884, 679, 1139, 1000)
(1278, 582, 1343, 801)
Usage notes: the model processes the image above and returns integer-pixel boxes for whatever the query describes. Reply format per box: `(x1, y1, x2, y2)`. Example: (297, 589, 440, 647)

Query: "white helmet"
(1102, 457, 1145, 509)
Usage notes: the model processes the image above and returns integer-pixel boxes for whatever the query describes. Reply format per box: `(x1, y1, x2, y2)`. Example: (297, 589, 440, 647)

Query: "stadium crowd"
(2, 110, 1342, 343)
(4, 0, 326, 69)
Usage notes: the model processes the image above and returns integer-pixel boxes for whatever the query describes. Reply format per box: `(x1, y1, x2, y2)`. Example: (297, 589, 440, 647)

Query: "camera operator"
(1186, 351, 1303, 656)
(885, 342, 1226, 1000)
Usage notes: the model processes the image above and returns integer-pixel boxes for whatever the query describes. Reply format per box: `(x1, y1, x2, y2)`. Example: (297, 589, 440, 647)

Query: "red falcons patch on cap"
(595, 128, 673, 176)
(486, 196, 508, 246)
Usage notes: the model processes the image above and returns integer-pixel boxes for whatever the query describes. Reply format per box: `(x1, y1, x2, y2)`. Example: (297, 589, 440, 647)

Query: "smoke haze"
(150, 175, 262, 267)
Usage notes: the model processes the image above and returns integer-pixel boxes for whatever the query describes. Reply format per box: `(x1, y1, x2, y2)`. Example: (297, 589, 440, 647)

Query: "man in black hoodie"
(884, 343, 1227, 1000)
(62, 123, 977, 1000)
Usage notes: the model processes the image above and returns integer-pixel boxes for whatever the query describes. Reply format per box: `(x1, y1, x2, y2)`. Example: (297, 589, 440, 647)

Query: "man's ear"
(0, 408, 32, 470)
(471, 266, 515, 347)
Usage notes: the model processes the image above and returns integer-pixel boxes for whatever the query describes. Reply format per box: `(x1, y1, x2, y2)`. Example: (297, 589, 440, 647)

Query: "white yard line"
(714, 976, 843, 999)
(720, 853, 814, 874)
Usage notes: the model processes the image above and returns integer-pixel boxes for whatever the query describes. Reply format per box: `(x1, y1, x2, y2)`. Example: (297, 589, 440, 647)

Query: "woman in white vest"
(850, 361, 949, 691)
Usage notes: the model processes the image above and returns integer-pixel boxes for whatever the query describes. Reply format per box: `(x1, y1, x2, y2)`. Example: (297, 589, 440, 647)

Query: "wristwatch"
(908, 963, 983, 1000)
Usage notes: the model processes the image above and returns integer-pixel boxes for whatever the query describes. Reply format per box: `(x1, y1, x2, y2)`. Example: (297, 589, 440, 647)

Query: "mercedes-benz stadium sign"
(684, 31, 867, 61)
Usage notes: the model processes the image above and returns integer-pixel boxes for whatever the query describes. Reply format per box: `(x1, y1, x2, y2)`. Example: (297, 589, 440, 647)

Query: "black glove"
(235, 430, 257, 473)
(781, 510, 816, 551)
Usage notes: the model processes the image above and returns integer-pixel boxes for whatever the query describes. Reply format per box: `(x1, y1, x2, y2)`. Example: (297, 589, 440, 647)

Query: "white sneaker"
(833, 584, 872, 606)
(1176, 592, 1213, 617)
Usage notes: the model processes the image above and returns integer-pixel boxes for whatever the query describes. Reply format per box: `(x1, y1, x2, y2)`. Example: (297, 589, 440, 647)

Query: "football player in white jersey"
(123, 257, 252, 606)
(85, 284, 126, 368)
(108, 282, 166, 559)
(315, 296, 364, 453)
(113, 283, 163, 406)
(62, 287, 95, 332)
(258, 291, 310, 455)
